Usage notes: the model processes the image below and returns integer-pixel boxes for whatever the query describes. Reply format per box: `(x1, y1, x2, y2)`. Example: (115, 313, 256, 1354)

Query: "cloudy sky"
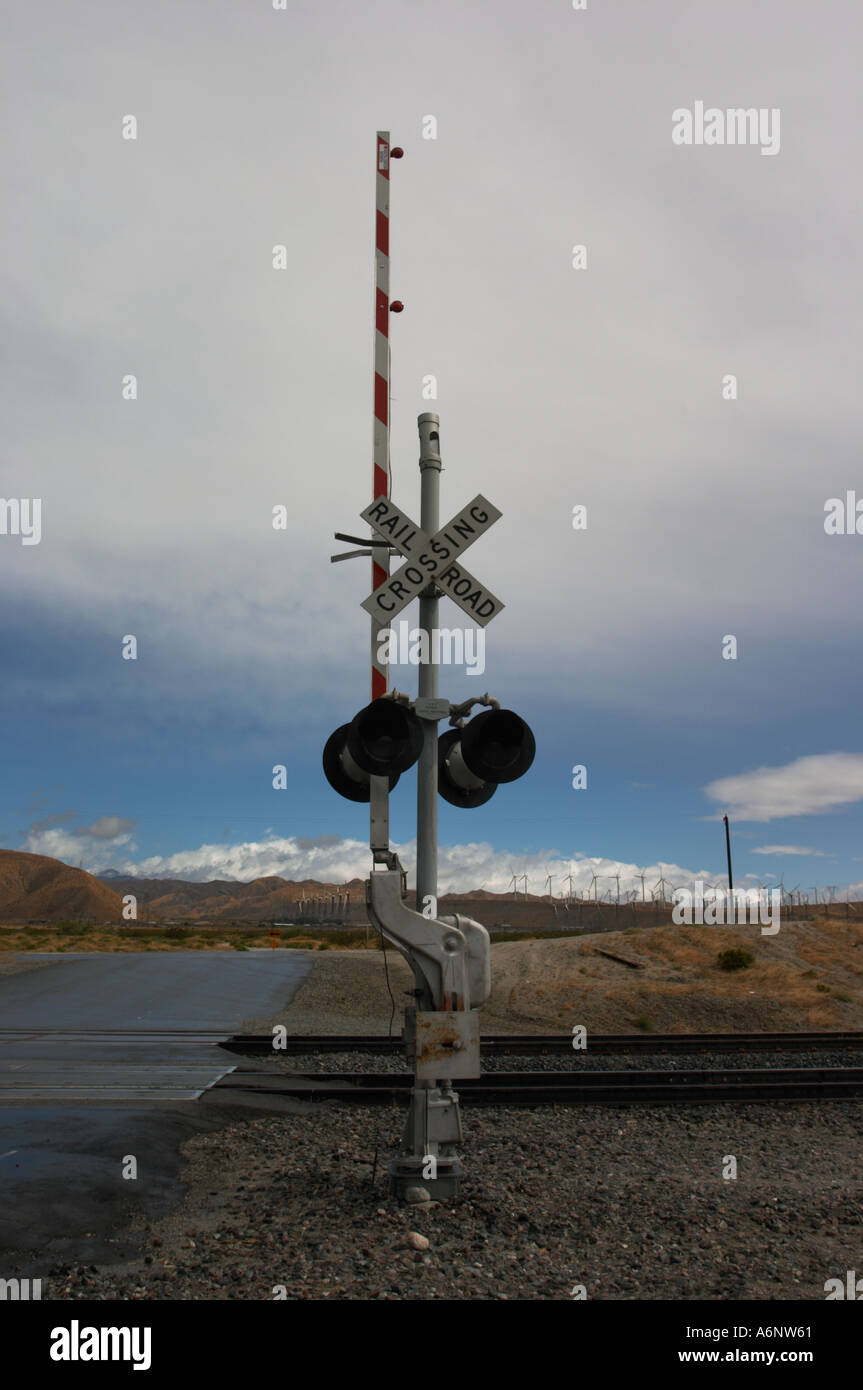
(3, 0, 861, 899)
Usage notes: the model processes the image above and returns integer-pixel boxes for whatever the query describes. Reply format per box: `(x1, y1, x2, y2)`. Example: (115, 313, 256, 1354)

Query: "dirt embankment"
(241, 917, 863, 1035)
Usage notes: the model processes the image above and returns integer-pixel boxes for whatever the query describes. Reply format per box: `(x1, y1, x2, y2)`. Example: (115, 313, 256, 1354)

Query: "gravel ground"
(237, 931, 863, 1037)
(243, 1047, 863, 1074)
(236, 947, 560, 1035)
(36, 950, 863, 1301)
(50, 1097, 863, 1301)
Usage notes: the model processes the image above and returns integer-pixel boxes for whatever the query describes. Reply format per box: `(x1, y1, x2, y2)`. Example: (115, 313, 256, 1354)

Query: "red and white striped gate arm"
(371, 130, 392, 701)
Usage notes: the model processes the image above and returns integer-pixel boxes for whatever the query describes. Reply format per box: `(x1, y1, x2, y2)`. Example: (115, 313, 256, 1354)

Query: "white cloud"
(23, 826, 863, 900)
(704, 753, 863, 822)
(752, 845, 827, 857)
(23, 825, 136, 863)
(28, 828, 714, 900)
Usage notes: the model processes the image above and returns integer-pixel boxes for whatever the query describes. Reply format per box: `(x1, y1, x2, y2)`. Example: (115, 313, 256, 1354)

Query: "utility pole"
(723, 814, 733, 893)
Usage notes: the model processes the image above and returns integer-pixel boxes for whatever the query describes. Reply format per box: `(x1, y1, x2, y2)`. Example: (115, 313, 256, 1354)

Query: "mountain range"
(0, 850, 536, 924)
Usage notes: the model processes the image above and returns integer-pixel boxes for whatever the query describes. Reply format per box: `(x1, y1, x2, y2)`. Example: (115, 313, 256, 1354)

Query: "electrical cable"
(378, 929, 397, 1037)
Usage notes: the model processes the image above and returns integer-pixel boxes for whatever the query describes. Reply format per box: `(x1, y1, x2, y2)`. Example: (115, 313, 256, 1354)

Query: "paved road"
(0, 950, 311, 1030)
(0, 951, 312, 1278)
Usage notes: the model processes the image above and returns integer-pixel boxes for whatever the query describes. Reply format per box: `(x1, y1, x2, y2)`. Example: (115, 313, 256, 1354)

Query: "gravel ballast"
(50, 1096, 863, 1301)
(242, 1046, 863, 1075)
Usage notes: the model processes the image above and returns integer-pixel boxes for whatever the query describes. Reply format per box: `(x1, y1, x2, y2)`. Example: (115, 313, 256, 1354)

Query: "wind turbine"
(588, 872, 599, 902)
(637, 872, 647, 903)
(508, 873, 518, 897)
(545, 874, 554, 902)
(654, 863, 671, 905)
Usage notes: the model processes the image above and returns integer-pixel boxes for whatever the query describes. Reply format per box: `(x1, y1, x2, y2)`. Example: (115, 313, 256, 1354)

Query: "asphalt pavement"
(0, 951, 312, 1281)
(0, 950, 311, 1030)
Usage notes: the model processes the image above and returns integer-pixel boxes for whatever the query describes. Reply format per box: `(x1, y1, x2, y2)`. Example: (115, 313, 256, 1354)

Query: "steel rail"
(219, 1030, 863, 1057)
(215, 1065, 863, 1105)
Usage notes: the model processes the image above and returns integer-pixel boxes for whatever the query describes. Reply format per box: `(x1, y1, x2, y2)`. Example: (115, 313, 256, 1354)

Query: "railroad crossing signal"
(438, 709, 536, 808)
(359, 494, 505, 626)
(323, 697, 535, 809)
(322, 124, 537, 1203)
(323, 699, 423, 803)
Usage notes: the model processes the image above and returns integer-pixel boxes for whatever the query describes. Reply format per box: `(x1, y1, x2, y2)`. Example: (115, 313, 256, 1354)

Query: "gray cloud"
(73, 815, 138, 840)
(3, 0, 861, 732)
(26, 811, 78, 834)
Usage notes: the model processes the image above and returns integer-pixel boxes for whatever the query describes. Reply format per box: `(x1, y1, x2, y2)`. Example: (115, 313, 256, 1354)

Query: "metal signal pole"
(415, 413, 441, 964)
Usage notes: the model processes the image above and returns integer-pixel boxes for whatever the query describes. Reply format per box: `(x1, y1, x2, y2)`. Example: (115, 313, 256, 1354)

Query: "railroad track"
(0, 1029, 231, 1043)
(3, 1029, 862, 1105)
(216, 1065, 863, 1105)
(3, 1028, 861, 1056)
(220, 1030, 863, 1057)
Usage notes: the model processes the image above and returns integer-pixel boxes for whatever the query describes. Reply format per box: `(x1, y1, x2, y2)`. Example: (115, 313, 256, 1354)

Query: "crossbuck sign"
(360, 494, 504, 626)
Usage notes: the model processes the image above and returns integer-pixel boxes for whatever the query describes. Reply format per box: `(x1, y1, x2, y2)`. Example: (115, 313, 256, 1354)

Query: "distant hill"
(96, 874, 369, 922)
(0, 852, 544, 927)
(91, 873, 546, 923)
(0, 850, 124, 922)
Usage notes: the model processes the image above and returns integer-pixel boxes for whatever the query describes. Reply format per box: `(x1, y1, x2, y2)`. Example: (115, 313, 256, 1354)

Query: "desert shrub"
(165, 925, 190, 941)
(717, 948, 754, 971)
(634, 1013, 653, 1032)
